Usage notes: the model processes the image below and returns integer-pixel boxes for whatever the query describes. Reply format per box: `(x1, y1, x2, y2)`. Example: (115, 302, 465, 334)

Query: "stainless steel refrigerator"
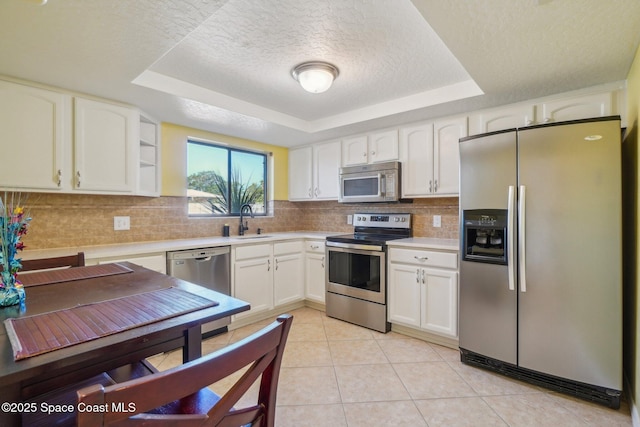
(458, 116, 622, 408)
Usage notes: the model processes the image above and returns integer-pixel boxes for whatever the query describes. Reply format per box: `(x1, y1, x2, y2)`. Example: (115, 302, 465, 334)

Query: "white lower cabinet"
(273, 241, 304, 306)
(233, 241, 304, 320)
(304, 240, 326, 304)
(234, 244, 274, 320)
(388, 247, 458, 338)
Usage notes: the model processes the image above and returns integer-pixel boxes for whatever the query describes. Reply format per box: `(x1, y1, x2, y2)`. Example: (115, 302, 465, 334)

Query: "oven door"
(326, 244, 386, 304)
(339, 172, 382, 203)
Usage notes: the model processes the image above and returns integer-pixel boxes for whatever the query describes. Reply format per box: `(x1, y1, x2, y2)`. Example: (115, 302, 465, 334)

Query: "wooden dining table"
(0, 262, 250, 427)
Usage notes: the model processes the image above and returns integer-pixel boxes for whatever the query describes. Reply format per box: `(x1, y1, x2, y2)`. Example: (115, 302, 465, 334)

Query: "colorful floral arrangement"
(0, 193, 31, 306)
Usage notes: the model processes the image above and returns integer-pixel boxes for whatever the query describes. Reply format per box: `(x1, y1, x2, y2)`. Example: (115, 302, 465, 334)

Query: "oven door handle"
(326, 241, 384, 252)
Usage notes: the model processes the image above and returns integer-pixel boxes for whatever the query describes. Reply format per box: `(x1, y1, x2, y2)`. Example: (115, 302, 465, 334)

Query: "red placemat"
(4, 287, 219, 360)
(19, 263, 133, 287)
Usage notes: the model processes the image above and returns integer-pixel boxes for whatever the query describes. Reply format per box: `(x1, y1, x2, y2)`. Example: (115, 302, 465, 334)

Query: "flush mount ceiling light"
(291, 61, 339, 94)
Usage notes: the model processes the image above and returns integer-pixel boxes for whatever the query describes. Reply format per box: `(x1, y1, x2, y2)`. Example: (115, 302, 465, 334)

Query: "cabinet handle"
(275, 258, 279, 270)
(421, 269, 425, 284)
(428, 180, 432, 193)
(76, 171, 81, 188)
(416, 268, 420, 283)
(321, 256, 324, 268)
(434, 179, 438, 192)
(542, 118, 551, 124)
(57, 169, 62, 187)
(308, 188, 312, 197)
(314, 187, 319, 197)
(371, 150, 375, 156)
(267, 259, 271, 271)
(525, 119, 534, 126)
(414, 255, 429, 261)
(310, 245, 319, 249)
(363, 152, 367, 157)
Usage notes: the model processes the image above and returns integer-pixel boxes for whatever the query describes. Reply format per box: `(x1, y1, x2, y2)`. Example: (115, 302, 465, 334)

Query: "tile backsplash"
(20, 193, 459, 250)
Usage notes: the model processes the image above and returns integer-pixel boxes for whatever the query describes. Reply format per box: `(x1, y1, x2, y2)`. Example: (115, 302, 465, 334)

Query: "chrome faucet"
(238, 203, 254, 236)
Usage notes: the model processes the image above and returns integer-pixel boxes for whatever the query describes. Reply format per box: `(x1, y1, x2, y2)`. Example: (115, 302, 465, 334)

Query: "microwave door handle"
(379, 173, 385, 197)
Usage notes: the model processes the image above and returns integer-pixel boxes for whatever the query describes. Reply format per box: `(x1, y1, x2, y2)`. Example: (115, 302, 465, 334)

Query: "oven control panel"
(353, 213, 411, 228)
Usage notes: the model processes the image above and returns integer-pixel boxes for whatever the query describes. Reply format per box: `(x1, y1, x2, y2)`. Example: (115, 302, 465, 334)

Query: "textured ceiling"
(0, 0, 639, 147)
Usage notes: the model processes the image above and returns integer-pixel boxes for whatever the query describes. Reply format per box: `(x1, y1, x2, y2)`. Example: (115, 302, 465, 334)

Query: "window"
(187, 140, 267, 216)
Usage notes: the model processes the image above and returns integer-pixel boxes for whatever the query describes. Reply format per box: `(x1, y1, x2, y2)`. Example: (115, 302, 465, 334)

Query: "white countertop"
(388, 237, 459, 251)
(21, 232, 459, 261)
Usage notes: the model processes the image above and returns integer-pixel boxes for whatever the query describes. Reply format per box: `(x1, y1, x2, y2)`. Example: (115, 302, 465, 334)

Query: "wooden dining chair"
(20, 252, 85, 272)
(76, 314, 293, 427)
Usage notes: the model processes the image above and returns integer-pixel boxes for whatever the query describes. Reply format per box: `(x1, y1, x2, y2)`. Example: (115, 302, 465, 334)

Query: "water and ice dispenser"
(462, 209, 508, 265)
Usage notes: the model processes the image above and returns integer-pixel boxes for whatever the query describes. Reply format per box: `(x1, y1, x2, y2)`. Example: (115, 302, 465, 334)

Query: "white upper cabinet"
(341, 135, 368, 166)
(342, 130, 398, 166)
(289, 141, 341, 201)
(433, 117, 467, 196)
(537, 92, 612, 124)
(0, 79, 145, 195)
(469, 87, 620, 136)
(0, 80, 71, 191)
(469, 104, 535, 135)
(288, 146, 313, 200)
(400, 117, 466, 197)
(74, 97, 138, 193)
(400, 123, 434, 197)
(313, 141, 341, 199)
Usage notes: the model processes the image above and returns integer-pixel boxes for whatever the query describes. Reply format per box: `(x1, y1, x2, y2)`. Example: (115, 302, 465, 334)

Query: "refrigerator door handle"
(518, 185, 527, 292)
(507, 185, 516, 291)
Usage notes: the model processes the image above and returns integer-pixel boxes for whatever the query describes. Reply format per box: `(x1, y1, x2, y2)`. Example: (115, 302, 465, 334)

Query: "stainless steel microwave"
(339, 161, 401, 203)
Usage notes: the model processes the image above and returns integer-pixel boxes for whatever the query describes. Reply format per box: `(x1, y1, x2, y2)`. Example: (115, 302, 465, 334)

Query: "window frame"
(187, 139, 268, 218)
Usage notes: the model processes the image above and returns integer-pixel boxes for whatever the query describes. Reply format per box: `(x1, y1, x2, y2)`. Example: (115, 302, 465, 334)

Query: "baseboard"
(391, 323, 459, 350)
(229, 300, 307, 330)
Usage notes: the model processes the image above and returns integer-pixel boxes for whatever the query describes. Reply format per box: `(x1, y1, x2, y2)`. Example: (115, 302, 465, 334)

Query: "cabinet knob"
(76, 171, 81, 188)
(371, 151, 375, 156)
(267, 259, 271, 271)
(434, 180, 438, 192)
(308, 188, 312, 197)
(428, 180, 432, 193)
(57, 169, 62, 187)
(416, 268, 420, 283)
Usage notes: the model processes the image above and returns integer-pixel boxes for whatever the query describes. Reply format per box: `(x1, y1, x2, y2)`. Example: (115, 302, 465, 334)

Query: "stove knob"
(361, 217, 367, 221)
(394, 217, 399, 222)
(401, 217, 407, 222)
(356, 216, 362, 221)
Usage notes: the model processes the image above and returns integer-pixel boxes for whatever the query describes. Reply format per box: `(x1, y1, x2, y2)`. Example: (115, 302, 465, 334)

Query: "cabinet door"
(538, 92, 612, 124)
(0, 81, 70, 191)
(421, 268, 458, 337)
(233, 256, 273, 319)
(74, 97, 138, 193)
(388, 263, 421, 327)
(288, 146, 313, 200)
(399, 123, 434, 196)
(305, 252, 326, 304)
(468, 104, 535, 135)
(342, 136, 368, 166)
(274, 252, 304, 306)
(368, 129, 398, 163)
(313, 141, 341, 199)
(433, 117, 466, 196)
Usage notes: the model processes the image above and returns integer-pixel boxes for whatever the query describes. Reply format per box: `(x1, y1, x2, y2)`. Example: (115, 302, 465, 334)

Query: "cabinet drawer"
(389, 248, 457, 269)
(234, 244, 271, 261)
(305, 240, 325, 253)
(274, 240, 303, 256)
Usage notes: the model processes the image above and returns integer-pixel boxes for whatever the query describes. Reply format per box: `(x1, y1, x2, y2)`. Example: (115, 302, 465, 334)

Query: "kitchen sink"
(234, 235, 272, 240)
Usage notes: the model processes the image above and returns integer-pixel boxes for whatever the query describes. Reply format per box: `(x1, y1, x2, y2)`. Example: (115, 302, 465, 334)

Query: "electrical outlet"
(433, 215, 441, 228)
(114, 216, 130, 231)
(347, 215, 353, 225)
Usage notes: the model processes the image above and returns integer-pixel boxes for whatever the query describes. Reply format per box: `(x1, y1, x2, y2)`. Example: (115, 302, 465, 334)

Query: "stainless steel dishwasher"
(167, 246, 231, 336)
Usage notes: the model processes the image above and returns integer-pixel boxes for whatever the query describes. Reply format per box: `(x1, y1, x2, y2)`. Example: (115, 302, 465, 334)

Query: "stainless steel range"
(326, 213, 411, 332)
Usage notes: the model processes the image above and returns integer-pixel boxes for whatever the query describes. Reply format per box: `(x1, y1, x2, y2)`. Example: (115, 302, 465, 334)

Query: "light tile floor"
(148, 307, 632, 426)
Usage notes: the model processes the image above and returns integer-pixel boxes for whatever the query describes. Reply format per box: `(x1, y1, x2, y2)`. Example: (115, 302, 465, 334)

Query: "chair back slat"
(77, 314, 293, 427)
